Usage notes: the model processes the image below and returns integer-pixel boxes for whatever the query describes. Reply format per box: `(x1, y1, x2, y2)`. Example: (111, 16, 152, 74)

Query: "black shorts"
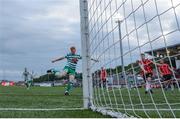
(143, 73, 153, 81)
(163, 74, 172, 81)
(102, 79, 106, 83)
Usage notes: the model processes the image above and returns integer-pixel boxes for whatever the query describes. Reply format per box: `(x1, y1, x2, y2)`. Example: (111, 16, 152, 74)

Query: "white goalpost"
(80, 0, 93, 109)
(80, 0, 180, 118)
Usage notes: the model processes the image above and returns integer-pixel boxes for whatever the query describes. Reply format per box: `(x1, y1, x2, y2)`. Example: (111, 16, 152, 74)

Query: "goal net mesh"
(87, 0, 180, 117)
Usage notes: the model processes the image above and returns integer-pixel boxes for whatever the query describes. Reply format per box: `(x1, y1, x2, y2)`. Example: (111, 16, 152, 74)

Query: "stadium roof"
(145, 43, 180, 56)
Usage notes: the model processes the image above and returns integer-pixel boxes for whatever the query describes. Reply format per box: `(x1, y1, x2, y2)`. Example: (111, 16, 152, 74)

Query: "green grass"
(94, 87, 180, 118)
(0, 110, 109, 118)
(0, 86, 110, 118)
(0, 86, 179, 118)
(0, 86, 82, 108)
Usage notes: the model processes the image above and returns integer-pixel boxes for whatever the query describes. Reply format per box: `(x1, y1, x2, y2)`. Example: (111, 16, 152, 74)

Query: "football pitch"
(0, 86, 179, 118)
(0, 86, 109, 118)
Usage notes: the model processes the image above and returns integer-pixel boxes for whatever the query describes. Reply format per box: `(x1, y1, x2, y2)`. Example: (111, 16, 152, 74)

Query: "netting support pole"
(117, 20, 125, 79)
(79, 0, 93, 109)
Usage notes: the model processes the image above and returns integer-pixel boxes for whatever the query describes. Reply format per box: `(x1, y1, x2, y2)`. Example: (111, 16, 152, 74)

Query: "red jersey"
(158, 64, 171, 76)
(139, 59, 153, 74)
(100, 69, 107, 81)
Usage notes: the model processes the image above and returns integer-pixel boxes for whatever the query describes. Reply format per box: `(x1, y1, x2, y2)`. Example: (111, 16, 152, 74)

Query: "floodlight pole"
(117, 20, 125, 79)
(80, 0, 93, 108)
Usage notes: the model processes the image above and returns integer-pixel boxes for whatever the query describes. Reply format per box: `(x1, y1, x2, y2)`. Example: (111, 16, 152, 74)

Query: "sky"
(88, 0, 180, 71)
(0, 0, 81, 81)
(0, 0, 180, 81)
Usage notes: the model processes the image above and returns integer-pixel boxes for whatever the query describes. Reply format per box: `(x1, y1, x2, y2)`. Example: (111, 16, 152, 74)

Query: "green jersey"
(65, 53, 82, 70)
(23, 71, 30, 81)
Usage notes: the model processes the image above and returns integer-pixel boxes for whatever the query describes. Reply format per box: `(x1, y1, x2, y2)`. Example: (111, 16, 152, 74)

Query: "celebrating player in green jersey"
(52, 46, 98, 95)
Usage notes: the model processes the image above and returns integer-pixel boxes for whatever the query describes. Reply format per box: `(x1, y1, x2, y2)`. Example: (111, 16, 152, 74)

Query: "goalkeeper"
(51, 46, 98, 95)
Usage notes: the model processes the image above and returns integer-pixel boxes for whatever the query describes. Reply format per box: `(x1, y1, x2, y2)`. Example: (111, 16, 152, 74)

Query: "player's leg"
(99, 79, 101, 88)
(29, 80, 33, 88)
(64, 68, 76, 95)
(170, 79, 174, 91)
(26, 80, 30, 89)
(142, 74, 148, 93)
(25, 79, 29, 89)
(25, 80, 27, 87)
(25, 77, 28, 88)
(65, 75, 75, 95)
(102, 80, 104, 88)
(145, 73, 153, 94)
(52, 67, 68, 78)
(163, 75, 170, 90)
(144, 74, 149, 94)
(101, 80, 104, 88)
(148, 77, 153, 94)
(103, 80, 106, 88)
(167, 75, 174, 91)
(167, 80, 171, 90)
(166, 75, 174, 91)
(127, 81, 131, 90)
(25, 82, 28, 88)
(130, 81, 133, 90)
(55, 71, 67, 78)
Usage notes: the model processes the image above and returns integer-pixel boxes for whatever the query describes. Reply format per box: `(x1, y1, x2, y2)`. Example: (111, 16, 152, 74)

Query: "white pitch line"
(0, 108, 86, 111)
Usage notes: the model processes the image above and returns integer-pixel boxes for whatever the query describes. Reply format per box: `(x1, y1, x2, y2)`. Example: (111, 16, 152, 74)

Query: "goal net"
(80, 0, 180, 118)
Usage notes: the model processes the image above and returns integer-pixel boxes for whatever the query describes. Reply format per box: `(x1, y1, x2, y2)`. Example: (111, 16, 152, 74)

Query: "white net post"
(79, 0, 93, 109)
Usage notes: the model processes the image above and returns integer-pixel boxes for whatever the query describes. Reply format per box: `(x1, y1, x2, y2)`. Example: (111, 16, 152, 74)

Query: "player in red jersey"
(100, 67, 107, 88)
(158, 59, 174, 91)
(138, 53, 153, 94)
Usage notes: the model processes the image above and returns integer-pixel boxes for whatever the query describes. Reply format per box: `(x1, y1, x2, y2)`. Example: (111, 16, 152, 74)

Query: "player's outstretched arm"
(150, 60, 161, 66)
(52, 57, 65, 63)
(79, 55, 98, 62)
